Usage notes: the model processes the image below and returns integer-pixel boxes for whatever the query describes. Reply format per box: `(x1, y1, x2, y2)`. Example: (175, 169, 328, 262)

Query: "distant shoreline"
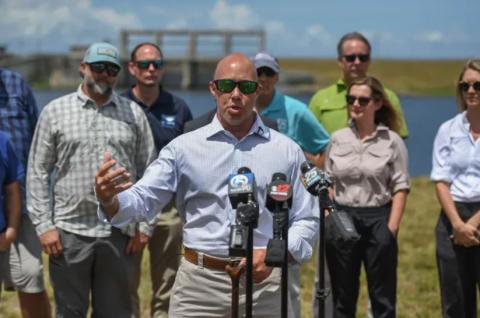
(25, 59, 465, 97)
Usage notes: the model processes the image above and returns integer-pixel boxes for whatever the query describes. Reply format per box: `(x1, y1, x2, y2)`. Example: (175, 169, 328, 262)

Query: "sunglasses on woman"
(87, 62, 120, 77)
(346, 94, 372, 107)
(212, 79, 258, 95)
(136, 60, 164, 70)
(458, 81, 480, 93)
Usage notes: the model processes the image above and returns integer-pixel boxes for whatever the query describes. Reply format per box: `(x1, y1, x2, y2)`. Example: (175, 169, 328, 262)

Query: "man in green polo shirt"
(309, 32, 409, 138)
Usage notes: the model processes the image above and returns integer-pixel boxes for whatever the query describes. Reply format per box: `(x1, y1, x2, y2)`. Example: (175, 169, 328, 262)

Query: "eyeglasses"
(458, 81, 480, 93)
(87, 62, 120, 77)
(343, 54, 370, 63)
(346, 94, 372, 107)
(212, 79, 258, 95)
(136, 60, 164, 70)
(257, 67, 277, 77)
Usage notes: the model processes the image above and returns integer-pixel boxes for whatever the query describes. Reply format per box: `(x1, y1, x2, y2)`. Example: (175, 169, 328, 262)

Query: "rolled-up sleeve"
(287, 149, 320, 264)
(389, 133, 410, 193)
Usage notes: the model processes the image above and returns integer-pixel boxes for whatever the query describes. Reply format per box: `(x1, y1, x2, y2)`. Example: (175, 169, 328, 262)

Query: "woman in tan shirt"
(325, 76, 410, 318)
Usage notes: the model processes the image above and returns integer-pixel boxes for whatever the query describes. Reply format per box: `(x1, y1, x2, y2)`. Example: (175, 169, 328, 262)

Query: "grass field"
(280, 59, 465, 97)
(0, 177, 476, 317)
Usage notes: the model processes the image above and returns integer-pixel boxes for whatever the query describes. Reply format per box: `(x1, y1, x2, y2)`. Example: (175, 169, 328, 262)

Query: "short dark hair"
(337, 32, 371, 58)
(130, 42, 163, 62)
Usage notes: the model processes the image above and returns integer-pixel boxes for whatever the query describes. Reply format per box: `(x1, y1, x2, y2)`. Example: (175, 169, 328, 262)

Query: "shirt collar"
(455, 111, 472, 137)
(76, 84, 118, 109)
(126, 85, 164, 109)
(336, 79, 347, 92)
(204, 111, 270, 141)
(348, 120, 389, 138)
(260, 90, 282, 115)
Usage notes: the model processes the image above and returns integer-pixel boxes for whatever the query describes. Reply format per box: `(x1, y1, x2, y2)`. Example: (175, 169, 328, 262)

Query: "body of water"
(34, 89, 457, 177)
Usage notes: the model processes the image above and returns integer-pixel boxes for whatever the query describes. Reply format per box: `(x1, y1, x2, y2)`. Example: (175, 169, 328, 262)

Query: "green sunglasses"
(136, 60, 164, 70)
(212, 79, 258, 95)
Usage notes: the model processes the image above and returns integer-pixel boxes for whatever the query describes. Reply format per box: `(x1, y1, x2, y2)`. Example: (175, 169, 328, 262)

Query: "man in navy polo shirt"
(253, 52, 330, 318)
(122, 42, 192, 318)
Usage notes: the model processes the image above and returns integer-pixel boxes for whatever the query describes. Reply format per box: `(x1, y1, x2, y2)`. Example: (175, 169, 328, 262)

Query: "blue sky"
(1, 0, 478, 59)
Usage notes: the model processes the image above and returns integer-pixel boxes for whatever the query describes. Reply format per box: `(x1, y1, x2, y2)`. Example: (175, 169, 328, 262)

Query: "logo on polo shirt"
(161, 115, 175, 128)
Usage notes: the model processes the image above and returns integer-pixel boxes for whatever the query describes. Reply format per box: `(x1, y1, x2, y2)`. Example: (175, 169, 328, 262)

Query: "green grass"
(280, 59, 465, 97)
(0, 178, 472, 317)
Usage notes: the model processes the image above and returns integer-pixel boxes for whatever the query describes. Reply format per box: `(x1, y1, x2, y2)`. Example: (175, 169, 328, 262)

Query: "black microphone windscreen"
(271, 172, 287, 182)
(237, 167, 251, 174)
(301, 161, 314, 174)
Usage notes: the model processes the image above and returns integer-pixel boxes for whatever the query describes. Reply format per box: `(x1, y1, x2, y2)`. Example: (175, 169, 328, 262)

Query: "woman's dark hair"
(456, 59, 480, 111)
(347, 76, 400, 133)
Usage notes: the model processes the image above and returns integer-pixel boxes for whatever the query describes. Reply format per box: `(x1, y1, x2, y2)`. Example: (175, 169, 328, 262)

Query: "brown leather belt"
(184, 248, 240, 271)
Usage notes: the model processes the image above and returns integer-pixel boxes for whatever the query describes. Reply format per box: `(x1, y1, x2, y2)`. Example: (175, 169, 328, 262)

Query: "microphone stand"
(237, 200, 258, 318)
(280, 205, 289, 318)
(268, 203, 289, 318)
(316, 176, 331, 318)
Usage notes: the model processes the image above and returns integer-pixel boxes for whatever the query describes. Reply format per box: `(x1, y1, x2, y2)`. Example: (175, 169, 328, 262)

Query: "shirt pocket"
(365, 145, 391, 175)
(329, 143, 356, 175)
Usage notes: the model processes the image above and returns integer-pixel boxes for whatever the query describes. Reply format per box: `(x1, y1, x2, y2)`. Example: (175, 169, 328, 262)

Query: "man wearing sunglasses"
(253, 51, 329, 318)
(309, 32, 409, 139)
(122, 42, 192, 318)
(95, 53, 319, 318)
(27, 42, 156, 317)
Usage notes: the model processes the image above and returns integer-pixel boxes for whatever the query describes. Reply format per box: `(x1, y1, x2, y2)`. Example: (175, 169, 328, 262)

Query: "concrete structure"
(120, 29, 265, 89)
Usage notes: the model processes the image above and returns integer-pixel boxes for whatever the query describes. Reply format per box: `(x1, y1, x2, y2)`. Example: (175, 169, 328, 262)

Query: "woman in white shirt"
(431, 59, 480, 318)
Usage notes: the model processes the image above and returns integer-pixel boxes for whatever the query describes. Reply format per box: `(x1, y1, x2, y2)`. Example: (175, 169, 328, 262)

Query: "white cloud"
(209, 0, 258, 29)
(166, 19, 189, 30)
(416, 31, 444, 44)
(415, 31, 469, 45)
(0, 0, 141, 52)
(305, 24, 332, 44)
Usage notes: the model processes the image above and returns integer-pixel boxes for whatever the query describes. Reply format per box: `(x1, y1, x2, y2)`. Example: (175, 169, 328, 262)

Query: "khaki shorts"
(2, 214, 45, 293)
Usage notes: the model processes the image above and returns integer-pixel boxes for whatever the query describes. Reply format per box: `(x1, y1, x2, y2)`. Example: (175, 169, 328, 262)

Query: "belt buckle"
(228, 258, 241, 267)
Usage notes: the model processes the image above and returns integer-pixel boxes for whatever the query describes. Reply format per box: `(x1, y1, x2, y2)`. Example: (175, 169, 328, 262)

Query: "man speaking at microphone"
(94, 53, 319, 317)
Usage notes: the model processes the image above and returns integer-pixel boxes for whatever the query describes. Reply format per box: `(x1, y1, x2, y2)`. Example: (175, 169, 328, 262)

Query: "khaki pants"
(169, 257, 292, 317)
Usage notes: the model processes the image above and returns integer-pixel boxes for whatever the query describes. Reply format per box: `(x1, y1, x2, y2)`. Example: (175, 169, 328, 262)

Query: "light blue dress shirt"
(260, 90, 330, 154)
(431, 112, 480, 202)
(104, 114, 319, 263)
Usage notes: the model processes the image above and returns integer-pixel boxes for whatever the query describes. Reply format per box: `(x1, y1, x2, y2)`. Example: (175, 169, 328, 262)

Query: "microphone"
(266, 173, 292, 212)
(299, 161, 360, 243)
(300, 161, 331, 195)
(228, 167, 256, 209)
(228, 167, 259, 257)
(265, 173, 291, 267)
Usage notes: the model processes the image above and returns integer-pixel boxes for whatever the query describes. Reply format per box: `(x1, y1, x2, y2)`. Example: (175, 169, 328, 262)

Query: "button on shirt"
(325, 123, 410, 207)
(309, 79, 409, 138)
(431, 112, 480, 202)
(0, 68, 38, 214)
(260, 90, 329, 154)
(105, 115, 319, 263)
(27, 86, 156, 237)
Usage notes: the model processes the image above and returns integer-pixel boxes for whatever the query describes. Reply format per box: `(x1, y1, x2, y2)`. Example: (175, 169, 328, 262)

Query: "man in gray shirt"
(27, 42, 155, 317)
